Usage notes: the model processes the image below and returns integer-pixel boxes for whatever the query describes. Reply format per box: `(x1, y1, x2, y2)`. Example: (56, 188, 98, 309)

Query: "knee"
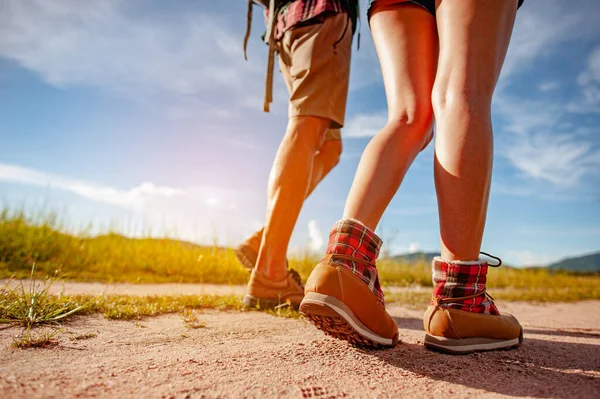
(431, 82, 494, 121)
(319, 138, 343, 167)
(386, 104, 434, 146)
(285, 116, 330, 151)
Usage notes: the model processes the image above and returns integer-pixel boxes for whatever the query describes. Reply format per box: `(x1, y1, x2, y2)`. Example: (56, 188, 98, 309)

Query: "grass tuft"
(181, 309, 206, 329)
(70, 332, 97, 341)
(12, 328, 61, 349)
(0, 264, 86, 328)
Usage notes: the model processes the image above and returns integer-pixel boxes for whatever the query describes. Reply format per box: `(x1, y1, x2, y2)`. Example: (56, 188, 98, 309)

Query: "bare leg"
(433, 0, 518, 261)
(307, 137, 342, 197)
(256, 115, 330, 281)
(342, 4, 438, 229)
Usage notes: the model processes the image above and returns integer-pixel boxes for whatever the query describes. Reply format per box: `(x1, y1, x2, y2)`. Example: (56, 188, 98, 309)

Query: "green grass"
(0, 264, 84, 328)
(12, 328, 61, 349)
(0, 209, 246, 284)
(1, 208, 599, 303)
(1, 280, 296, 323)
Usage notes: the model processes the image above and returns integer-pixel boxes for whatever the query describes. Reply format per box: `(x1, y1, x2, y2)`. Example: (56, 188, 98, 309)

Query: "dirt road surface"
(1, 289, 599, 398)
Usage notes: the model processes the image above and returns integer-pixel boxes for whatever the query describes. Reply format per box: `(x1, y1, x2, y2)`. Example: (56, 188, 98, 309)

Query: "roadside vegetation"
(1, 208, 598, 307)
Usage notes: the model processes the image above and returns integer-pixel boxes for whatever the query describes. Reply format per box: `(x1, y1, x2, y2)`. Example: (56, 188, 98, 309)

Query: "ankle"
(326, 218, 381, 262)
(431, 256, 498, 315)
(325, 218, 385, 303)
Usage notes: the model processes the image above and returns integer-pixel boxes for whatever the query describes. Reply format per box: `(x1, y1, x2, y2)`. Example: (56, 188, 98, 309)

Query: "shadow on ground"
(368, 317, 600, 399)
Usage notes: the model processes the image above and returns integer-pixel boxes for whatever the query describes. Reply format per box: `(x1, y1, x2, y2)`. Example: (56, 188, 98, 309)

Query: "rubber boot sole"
(424, 329, 523, 354)
(234, 246, 256, 271)
(300, 292, 399, 348)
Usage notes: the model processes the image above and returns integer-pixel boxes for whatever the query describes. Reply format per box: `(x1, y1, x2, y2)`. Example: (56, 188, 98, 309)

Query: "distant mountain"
(548, 252, 600, 273)
(391, 251, 439, 264)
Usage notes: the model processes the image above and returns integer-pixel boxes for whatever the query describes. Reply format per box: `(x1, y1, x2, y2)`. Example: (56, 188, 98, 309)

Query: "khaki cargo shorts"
(277, 12, 353, 141)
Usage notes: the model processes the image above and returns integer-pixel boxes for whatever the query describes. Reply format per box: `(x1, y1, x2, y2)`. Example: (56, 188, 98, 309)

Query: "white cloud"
(343, 112, 387, 138)
(0, 0, 273, 113)
(538, 81, 560, 92)
(501, 0, 600, 84)
(568, 46, 600, 113)
(504, 250, 555, 267)
(0, 163, 267, 245)
(503, 133, 600, 187)
(578, 46, 600, 85)
(494, 91, 600, 188)
(0, 163, 183, 209)
(408, 242, 419, 254)
(308, 219, 324, 251)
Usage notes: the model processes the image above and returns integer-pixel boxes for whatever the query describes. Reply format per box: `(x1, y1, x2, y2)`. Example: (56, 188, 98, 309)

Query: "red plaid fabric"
(270, 0, 350, 40)
(325, 218, 385, 304)
(431, 258, 499, 315)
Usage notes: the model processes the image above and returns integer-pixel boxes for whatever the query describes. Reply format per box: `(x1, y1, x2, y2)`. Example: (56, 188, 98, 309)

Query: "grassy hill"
(391, 251, 438, 265)
(2, 209, 600, 302)
(548, 252, 600, 273)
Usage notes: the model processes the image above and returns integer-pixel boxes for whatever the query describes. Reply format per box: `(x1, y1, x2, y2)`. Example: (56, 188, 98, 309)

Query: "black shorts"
(368, 0, 524, 18)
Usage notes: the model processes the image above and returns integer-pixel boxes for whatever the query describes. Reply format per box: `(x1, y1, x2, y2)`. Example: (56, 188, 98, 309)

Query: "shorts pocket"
(333, 15, 350, 50)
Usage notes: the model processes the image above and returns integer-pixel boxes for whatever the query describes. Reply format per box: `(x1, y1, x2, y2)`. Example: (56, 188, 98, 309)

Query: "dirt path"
(0, 280, 431, 297)
(1, 290, 599, 398)
(0, 279, 248, 296)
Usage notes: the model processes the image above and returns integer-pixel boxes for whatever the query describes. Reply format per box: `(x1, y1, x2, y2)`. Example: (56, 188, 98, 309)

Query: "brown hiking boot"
(235, 228, 289, 271)
(234, 228, 263, 271)
(242, 268, 304, 310)
(423, 257, 523, 354)
(300, 219, 399, 348)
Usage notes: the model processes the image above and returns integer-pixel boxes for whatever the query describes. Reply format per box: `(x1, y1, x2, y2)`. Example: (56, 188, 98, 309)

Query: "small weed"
(244, 301, 301, 319)
(181, 309, 206, 329)
(12, 328, 61, 349)
(70, 332, 96, 341)
(266, 303, 300, 319)
(88, 294, 242, 320)
(0, 264, 86, 328)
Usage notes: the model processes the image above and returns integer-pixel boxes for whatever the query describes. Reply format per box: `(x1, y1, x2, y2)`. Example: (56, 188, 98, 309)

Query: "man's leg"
(237, 13, 351, 277)
(307, 135, 342, 197)
(235, 135, 341, 272)
(256, 115, 330, 282)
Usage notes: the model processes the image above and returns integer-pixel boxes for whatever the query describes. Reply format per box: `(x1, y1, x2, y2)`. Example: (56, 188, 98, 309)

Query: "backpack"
(243, 0, 358, 113)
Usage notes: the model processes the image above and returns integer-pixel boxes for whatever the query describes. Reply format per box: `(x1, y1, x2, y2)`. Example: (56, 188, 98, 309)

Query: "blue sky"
(1, 0, 599, 266)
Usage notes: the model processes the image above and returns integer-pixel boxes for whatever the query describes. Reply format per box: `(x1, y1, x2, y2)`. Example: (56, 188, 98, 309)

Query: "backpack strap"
(263, 0, 277, 112)
(244, 0, 279, 113)
(243, 0, 253, 61)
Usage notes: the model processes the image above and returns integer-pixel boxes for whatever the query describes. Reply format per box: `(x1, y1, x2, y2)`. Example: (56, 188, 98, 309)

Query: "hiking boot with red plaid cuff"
(300, 219, 399, 348)
(424, 256, 523, 354)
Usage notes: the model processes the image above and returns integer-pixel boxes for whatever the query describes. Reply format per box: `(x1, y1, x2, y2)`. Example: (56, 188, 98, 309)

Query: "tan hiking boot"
(242, 268, 304, 310)
(234, 228, 263, 271)
(301, 256, 399, 347)
(300, 219, 399, 348)
(423, 256, 523, 353)
(424, 297, 523, 354)
(235, 228, 289, 272)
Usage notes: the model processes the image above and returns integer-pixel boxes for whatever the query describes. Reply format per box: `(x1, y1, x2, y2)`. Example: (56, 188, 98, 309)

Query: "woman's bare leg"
(432, 0, 518, 261)
(342, 3, 438, 229)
